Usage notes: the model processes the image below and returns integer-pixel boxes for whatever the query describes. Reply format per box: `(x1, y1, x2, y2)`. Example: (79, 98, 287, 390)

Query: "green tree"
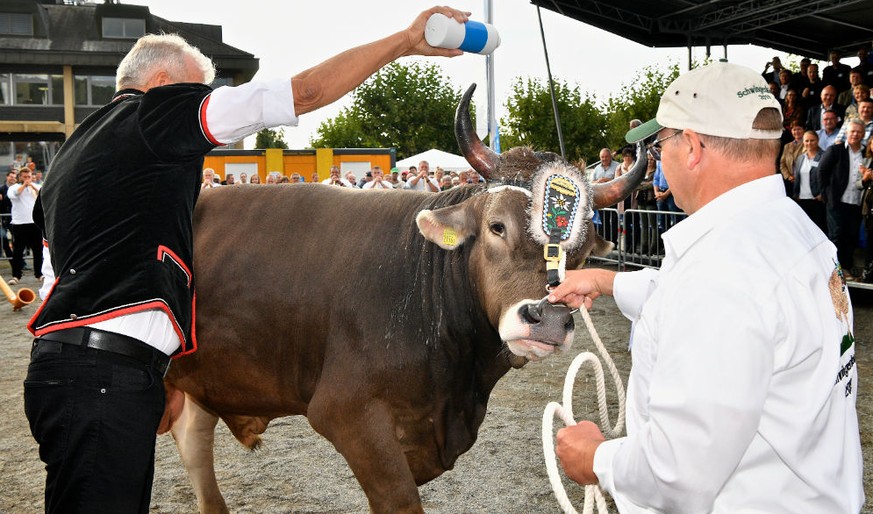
(499, 77, 606, 163)
(310, 62, 463, 159)
(603, 63, 681, 148)
(255, 127, 288, 149)
(313, 111, 373, 149)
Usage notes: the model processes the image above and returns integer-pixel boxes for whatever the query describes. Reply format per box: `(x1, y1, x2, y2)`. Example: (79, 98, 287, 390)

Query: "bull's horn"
(592, 141, 647, 210)
(455, 84, 499, 180)
(0, 278, 35, 311)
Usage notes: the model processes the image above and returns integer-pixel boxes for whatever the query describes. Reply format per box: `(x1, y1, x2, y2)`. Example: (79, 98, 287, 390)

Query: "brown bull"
(162, 85, 646, 513)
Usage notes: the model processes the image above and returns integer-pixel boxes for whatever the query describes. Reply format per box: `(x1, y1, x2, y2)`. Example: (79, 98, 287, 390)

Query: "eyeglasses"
(646, 129, 706, 158)
(647, 129, 683, 153)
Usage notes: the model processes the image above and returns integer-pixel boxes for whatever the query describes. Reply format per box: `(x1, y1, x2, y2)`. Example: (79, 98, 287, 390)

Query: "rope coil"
(542, 307, 627, 514)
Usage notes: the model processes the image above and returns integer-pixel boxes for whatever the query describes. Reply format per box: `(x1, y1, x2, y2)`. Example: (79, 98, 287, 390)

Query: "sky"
(127, 0, 849, 150)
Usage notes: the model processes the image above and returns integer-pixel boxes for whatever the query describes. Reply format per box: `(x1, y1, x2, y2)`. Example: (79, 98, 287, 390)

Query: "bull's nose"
(521, 298, 547, 324)
(518, 299, 575, 345)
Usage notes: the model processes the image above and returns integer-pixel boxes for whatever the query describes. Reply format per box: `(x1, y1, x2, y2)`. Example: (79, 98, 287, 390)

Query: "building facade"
(0, 0, 259, 173)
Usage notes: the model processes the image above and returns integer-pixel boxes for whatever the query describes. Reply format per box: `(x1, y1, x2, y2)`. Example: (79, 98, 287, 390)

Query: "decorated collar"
(528, 162, 591, 253)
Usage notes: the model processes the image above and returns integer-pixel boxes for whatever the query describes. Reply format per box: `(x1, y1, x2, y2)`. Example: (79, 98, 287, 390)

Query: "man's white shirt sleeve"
(204, 79, 298, 145)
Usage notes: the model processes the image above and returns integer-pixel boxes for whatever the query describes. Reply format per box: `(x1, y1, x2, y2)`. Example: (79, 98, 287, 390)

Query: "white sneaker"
(7, 278, 18, 285)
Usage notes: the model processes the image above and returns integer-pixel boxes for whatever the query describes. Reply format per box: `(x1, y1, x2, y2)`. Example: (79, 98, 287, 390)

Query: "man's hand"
(548, 269, 615, 310)
(556, 421, 606, 486)
(403, 7, 470, 57)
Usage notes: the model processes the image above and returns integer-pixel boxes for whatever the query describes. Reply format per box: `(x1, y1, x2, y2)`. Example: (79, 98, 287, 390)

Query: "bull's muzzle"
(518, 298, 575, 347)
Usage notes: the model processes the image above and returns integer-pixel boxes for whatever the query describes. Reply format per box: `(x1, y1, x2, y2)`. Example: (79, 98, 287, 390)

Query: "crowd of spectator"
(583, 47, 873, 282)
(765, 46, 873, 282)
(578, 46, 873, 282)
(200, 161, 485, 192)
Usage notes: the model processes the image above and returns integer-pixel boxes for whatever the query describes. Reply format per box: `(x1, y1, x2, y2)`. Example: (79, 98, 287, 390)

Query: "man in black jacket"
(818, 118, 867, 279)
(806, 85, 845, 131)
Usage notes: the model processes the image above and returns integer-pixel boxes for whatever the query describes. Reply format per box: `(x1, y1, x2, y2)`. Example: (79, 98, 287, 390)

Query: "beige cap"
(626, 61, 783, 143)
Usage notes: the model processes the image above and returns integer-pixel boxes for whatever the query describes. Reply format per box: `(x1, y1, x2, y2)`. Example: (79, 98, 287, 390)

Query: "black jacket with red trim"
(29, 83, 217, 352)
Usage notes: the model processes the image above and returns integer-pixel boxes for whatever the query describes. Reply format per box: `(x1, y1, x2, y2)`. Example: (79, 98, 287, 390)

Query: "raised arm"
(291, 6, 469, 116)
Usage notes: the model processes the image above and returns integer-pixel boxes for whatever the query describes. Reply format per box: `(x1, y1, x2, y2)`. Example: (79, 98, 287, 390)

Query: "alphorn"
(0, 278, 35, 310)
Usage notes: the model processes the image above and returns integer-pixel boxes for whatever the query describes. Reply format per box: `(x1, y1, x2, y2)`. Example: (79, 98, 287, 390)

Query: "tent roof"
(530, 0, 873, 59)
(396, 149, 470, 171)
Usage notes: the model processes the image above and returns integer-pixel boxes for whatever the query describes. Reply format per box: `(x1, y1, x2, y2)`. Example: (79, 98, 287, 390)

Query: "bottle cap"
(425, 14, 500, 55)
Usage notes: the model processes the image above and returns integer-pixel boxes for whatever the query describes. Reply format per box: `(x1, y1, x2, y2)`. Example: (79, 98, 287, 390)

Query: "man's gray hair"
(116, 33, 215, 90)
(846, 118, 867, 130)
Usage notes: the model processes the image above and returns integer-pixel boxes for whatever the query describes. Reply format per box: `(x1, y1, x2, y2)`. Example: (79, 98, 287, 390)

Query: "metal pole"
(485, 0, 498, 151)
(536, 5, 566, 160)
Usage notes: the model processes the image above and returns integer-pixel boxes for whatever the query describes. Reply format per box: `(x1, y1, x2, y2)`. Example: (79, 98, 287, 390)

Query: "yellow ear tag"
(442, 227, 458, 248)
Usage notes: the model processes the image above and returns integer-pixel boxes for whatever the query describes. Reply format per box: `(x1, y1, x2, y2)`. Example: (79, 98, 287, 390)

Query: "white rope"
(542, 306, 627, 514)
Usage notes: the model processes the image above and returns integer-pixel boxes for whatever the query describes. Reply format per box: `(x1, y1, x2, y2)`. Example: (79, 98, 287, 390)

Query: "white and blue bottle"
(424, 13, 501, 55)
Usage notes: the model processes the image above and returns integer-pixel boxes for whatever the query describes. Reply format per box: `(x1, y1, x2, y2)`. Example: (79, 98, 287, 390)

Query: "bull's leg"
(308, 398, 424, 514)
(170, 393, 229, 514)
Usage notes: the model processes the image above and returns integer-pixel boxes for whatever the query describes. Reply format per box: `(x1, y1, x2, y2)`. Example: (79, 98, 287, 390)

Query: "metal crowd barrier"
(589, 208, 688, 270)
(589, 208, 873, 291)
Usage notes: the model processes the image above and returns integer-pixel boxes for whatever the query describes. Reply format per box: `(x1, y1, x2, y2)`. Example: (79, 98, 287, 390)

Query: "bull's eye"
(489, 222, 506, 237)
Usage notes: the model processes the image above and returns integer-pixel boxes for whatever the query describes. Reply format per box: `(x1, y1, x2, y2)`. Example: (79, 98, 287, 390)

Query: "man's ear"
(154, 70, 171, 87)
(684, 129, 705, 170)
(143, 70, 171, 90)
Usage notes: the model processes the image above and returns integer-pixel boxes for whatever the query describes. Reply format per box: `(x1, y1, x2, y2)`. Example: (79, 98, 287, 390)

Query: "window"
(75, 75, 115, 106)
(1, 141, 62, 172)
(0, 73, 9, 105)
(14, 74, 49, 105)
(0, 74, 64, 106)
(0, 13, 33, 36)
(225, 163, 258, 179)
(102, 17, 145, 39)
(50, 75, 64, 105)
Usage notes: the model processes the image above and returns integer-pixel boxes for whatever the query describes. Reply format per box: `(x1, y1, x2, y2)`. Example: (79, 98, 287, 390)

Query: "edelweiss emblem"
(542, 175, 579, 241)
(528, 162, 590, 251)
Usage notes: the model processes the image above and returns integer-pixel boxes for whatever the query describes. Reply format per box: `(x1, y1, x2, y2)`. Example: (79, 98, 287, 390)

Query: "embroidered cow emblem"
(829, 265, 854, 356)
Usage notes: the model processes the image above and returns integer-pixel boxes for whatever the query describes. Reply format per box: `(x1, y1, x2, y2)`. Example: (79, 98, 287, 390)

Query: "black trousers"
(1, 218, 12, 258)
(10, 222, 43, 279)
(797, 198, 828, 235)
(826, 202, 862, 273)
(24, 337, 166, 514)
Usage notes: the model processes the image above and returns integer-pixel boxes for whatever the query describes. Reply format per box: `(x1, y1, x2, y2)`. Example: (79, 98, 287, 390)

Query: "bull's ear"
(590, 233, 614, 257)
(416, 204, 475, 250)
(569, 221, 613, 267)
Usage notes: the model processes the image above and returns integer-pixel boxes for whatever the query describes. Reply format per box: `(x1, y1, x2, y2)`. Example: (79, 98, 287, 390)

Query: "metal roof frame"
(531, 0, 873, 60)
